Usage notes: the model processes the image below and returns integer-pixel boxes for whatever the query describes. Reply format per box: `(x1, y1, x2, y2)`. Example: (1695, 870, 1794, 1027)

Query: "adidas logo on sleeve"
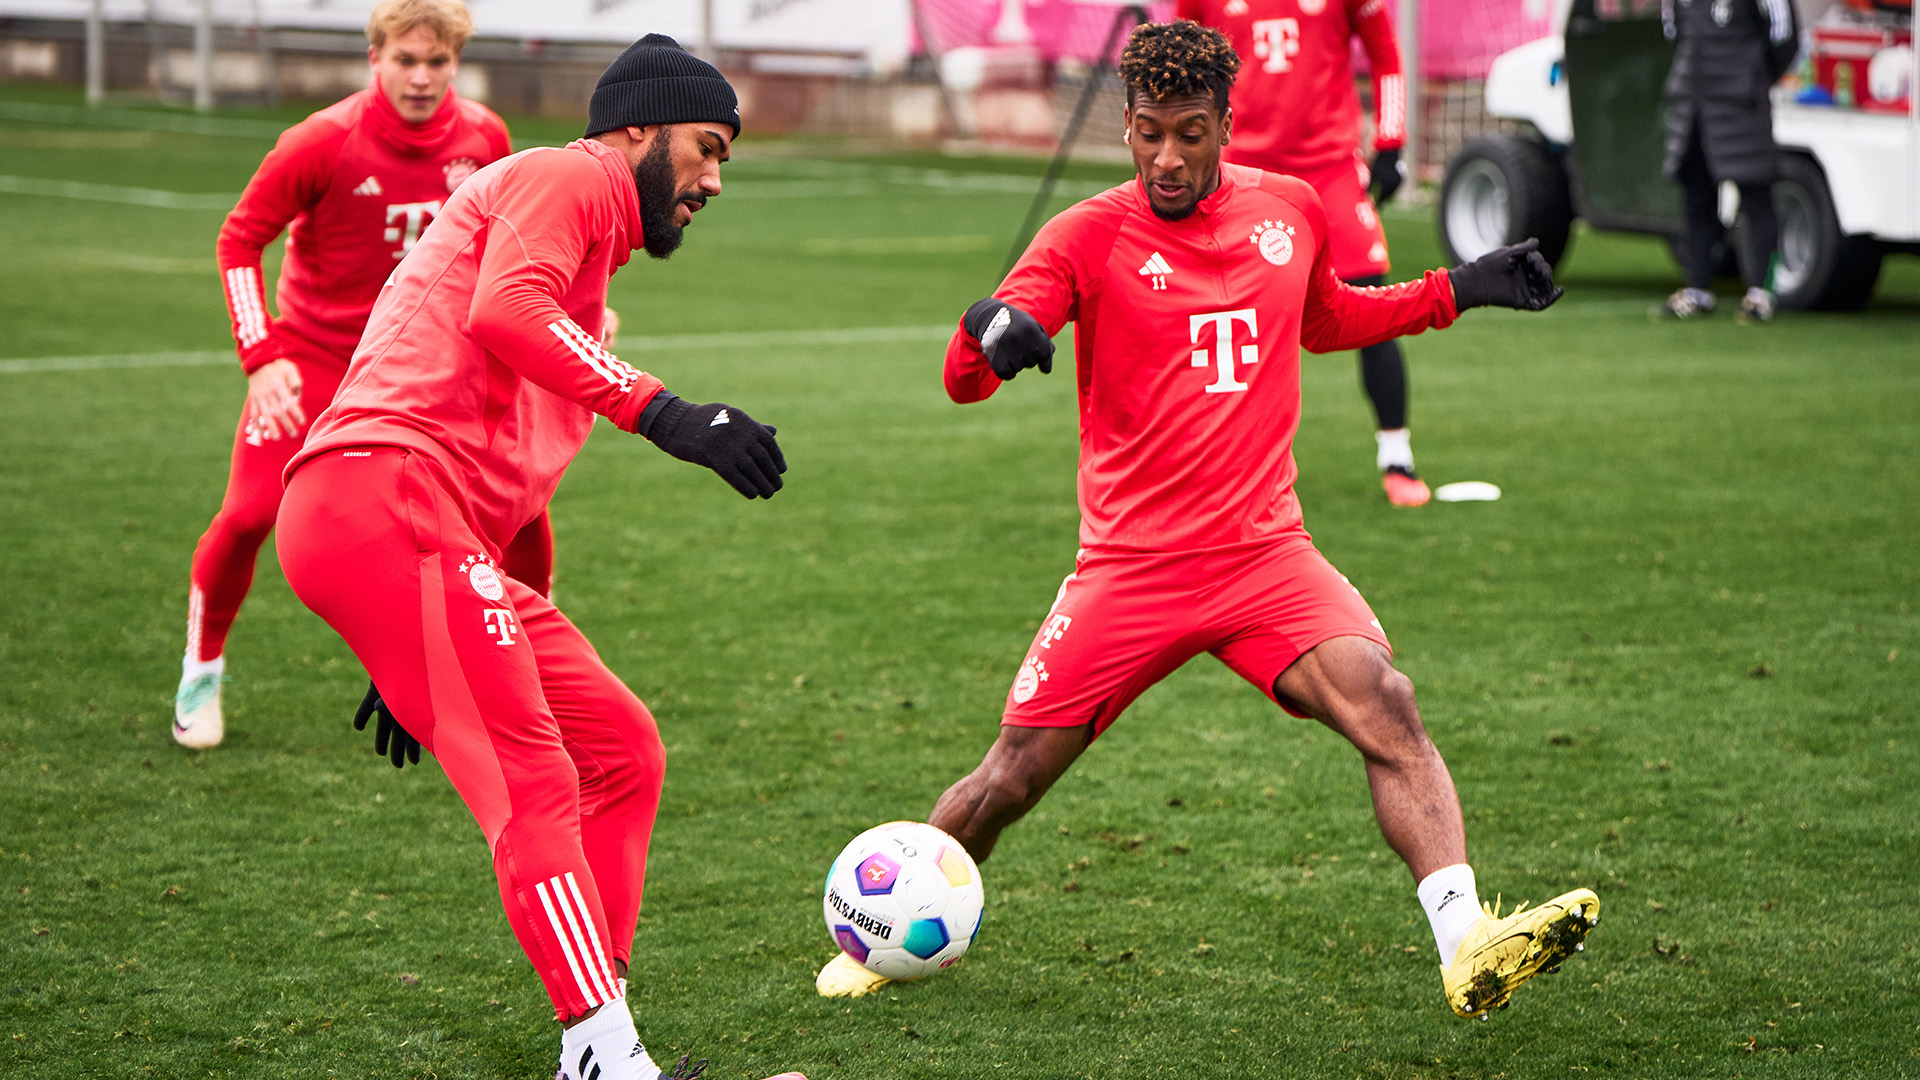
(352, 175, 384, 197)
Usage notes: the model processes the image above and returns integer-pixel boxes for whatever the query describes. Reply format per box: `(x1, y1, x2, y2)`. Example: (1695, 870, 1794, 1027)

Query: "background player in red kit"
(173, 0, 516, 748)
(1177, 0, 1431, 506)
(816, 21, 1598, 1020)
(276, 35, 798, 1080)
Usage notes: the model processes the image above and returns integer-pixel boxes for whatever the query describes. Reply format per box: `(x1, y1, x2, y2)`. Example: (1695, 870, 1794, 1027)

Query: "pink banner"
(915, 0, 1558, 81)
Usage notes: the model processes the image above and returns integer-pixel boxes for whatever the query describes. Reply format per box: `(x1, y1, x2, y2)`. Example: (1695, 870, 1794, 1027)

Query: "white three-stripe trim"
(549, 318, 640, 393)
(224, 266, 269, 348)
(1761, 0, 1792, 43)
(535, 872, 618, 1008)
(1376, 74, 1406, 143)
(185, 584, 205, 660)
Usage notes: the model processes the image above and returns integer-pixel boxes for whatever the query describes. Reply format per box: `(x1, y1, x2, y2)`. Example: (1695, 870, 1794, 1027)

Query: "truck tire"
(1751, 153, 1882, 311)
(1438, 135, 1575, 268)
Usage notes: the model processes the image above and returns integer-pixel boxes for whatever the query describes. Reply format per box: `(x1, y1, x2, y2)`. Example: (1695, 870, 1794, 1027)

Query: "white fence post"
(194, 0, 214, 111)
(85, 0, 105, 104)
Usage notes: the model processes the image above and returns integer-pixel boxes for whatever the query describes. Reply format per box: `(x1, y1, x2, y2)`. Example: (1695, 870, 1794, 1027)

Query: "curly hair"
(1117, 19, 1241, 114)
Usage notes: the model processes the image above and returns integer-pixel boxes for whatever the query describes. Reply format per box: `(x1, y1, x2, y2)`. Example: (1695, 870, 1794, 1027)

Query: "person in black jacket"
(1660, 0, 1801, 321)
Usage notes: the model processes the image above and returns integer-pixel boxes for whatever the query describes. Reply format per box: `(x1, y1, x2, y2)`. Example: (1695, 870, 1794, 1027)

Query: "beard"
(633, 129, 704, 260)
(1149, 195, 1198, 222)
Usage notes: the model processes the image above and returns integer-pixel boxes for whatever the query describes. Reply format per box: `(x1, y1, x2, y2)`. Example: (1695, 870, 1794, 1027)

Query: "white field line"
(0, 174, 236, 210)
(0, 324, 955, 375)
(0, 168, 1093, 211)
(0, 100, 288, 139)
(0, 350, 234, 374)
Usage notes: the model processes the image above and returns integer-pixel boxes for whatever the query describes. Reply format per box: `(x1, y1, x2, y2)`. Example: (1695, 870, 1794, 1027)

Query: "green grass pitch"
(1, 82, 1917, 1078)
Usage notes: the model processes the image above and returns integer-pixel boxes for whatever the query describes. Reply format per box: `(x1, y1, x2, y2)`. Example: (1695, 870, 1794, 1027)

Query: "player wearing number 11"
(815, 20, 1597, 1020)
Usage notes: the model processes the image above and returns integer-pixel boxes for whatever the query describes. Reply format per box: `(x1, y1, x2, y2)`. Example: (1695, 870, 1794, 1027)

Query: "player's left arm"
(470, 155, 784, 499)
(1353, 0, 1407, 203)
(1303, 237, 1563, 352)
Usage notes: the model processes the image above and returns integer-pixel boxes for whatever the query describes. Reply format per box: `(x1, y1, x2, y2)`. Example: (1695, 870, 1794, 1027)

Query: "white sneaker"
(173, 668, 224, 748)
(1737, 287, 1776, 323)
(1657, 287, 1716, 319)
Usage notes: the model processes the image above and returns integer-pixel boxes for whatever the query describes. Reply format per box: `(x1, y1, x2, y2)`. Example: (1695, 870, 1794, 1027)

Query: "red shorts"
(1001, 534, 1390, 736)
(1295, 154, 1391, 280)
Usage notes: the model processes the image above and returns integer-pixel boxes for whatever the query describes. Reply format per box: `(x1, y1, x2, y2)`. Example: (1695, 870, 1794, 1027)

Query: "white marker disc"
(1433, 481, 1502, 503)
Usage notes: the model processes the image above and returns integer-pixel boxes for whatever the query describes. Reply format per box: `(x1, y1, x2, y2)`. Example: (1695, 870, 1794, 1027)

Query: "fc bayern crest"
(1298, 0, 1326, 14)
(444, 157, 478, 193)
(460, 554, 505, 600)
(1011, 658, 1047, 704)
(1249, 219, 1297, 266)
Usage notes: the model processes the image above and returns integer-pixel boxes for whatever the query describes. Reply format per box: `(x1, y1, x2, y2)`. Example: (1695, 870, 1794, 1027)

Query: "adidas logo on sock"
(630, 1039, 645, 1058)
(576, 1046, 602, 1080)
(1436, 888, 1465, 912)
(708, 409, 730, 427)
(352, 175, 384, 197)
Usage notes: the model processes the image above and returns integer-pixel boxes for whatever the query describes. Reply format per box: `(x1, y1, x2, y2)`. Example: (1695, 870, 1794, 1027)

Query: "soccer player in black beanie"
(587, 33, 741, 259)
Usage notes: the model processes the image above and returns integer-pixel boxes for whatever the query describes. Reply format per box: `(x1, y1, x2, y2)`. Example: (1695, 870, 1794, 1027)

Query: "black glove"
(354, 681, 420, 769)
(1369, 147, 1403, 205)
(963, 298, 1053, 381)
(640, 395, 786, 499)
(1448, 238, 1564, 312)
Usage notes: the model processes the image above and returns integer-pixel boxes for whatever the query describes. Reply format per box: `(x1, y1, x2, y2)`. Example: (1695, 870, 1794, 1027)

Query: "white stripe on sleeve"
(224, 266, 269, 349)
(548, 318, 640, 393)
(1764, 0, 1792, 43)
(1376, 73, 1406, 142)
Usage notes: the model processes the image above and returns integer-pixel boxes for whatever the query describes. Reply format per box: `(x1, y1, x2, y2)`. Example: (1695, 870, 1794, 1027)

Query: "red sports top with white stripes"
(216, 80, 511, 373)
(1175, 0, 1405, 174)
(945, 165, 1454, 553)
(289, 139, 664, 553)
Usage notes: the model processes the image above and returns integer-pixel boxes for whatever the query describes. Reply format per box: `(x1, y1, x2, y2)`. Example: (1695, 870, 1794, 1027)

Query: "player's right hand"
(243, 358, 306, 441)
(963, 298, 1053, 381)
(353, 681, 421, 769)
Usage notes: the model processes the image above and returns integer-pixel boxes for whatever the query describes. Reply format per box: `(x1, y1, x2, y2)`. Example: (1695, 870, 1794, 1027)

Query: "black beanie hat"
(585, 34, 741, 139)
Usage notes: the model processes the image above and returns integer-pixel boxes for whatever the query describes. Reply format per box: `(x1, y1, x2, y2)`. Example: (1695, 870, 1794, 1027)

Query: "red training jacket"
(945, 165, 1455, 553)
(216, 79, 511, 373)
(290, 139, 663, 554)
(1176, 0, 1405, 175)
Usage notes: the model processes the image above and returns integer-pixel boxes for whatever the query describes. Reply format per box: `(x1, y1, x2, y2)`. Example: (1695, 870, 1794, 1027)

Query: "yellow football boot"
(815, 951, 891, 998)
(1442, 888, 1599, 1019)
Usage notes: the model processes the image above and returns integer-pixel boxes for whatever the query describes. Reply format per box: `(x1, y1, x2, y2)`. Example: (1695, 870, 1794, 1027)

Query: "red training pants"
(185, 356, 553, 662)
(276, 447, 660, 1020)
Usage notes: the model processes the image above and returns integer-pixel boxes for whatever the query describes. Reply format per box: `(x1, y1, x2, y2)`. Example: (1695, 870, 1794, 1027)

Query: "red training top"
(290, 139, 663, 554)
(945, 165, 1455, 553)
(1176, 0, 1405, 175)
(216, 79, 511, 373)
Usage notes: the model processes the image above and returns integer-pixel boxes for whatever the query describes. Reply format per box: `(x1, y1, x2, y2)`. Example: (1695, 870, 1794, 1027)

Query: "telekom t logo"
(384, 200, 442, 259)
(483, 608, 518, 646)
(1039, 613, 1073, 649)
(1189, 309, 1259, 394)
(1252, 18, 1300, 73)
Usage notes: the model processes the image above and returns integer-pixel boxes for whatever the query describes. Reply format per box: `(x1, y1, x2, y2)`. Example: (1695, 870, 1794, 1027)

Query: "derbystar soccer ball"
(822, 821, 984, 980)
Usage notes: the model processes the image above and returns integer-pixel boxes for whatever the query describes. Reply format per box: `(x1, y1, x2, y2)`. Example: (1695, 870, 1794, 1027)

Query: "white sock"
(559, 997, 659, 1080)
(1417, 863, 1481, 966)
(1375, 428, 1414, 472)
(181, 654, 224, 682)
